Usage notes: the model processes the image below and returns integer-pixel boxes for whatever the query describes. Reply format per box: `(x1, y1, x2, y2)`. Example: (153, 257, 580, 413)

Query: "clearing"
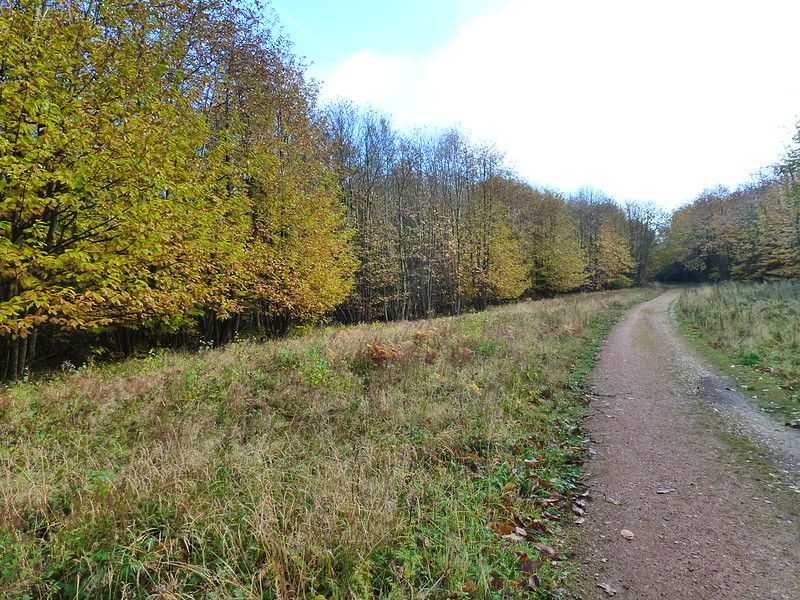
(0, 288, 653, 598)
(574, 289, 800, 599)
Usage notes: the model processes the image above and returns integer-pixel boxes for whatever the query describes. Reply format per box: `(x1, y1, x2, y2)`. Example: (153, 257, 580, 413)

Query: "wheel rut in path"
(573, 289, 800, 599)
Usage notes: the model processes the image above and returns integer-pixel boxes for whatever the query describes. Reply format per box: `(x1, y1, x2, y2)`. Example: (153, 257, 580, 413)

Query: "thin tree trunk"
(9, 338, 19, 381)
(27, 329, 38, 375)
(16, 336, 28, 379)
(2, 338, 9, 381)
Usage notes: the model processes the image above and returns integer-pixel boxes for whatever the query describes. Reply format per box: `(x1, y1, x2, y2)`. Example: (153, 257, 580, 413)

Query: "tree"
(753, 188, 800, 280)
(506, 185, 588, 296)
(569, 190, 634, 289)
(0, 0, 232, 377)
(658, 177, 798, 284)
(0, 0, 357, 377)
(593, 225, 635, 288)
(625, 202, 664, 285)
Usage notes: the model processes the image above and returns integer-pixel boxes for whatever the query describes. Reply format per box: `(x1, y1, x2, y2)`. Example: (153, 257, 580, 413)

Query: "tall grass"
(678, 280, 800, 420)
(1, 288, 656, 599)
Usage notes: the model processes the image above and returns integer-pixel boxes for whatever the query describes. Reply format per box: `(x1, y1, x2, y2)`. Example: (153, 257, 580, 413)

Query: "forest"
(1, 0, 799, 381)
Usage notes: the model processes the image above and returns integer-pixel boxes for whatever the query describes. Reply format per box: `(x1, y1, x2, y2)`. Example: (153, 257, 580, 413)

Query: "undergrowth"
(676, 280, 800, 424)
(0, 288, 658, 599)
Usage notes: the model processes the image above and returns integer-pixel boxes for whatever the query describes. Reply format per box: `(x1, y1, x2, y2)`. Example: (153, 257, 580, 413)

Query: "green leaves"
(659, 180, 799, 283)
(0, 0, 356, 371)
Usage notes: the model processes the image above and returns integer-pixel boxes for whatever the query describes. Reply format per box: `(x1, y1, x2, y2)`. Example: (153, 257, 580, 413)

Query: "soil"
(572, 289, 800, 599)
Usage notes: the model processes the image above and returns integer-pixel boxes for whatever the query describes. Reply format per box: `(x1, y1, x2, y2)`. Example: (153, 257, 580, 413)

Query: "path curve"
(573, 289, 800, 599)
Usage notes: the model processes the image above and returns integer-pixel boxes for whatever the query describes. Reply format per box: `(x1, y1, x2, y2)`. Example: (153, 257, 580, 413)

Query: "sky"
(271, 0, 800, 209)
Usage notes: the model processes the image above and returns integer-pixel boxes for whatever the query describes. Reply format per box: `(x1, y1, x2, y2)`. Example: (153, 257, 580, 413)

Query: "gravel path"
(573, 289, 800, 599)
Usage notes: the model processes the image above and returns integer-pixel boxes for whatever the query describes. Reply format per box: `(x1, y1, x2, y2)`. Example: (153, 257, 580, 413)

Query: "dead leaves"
(423, 347, 441, 364)
(502, 481, 517, 492)
(479, 449, 590, 593)
(597, 582, 618, 596)
(532, 542, 557, 559)
(526, 575, 541, 590)
(361, 342, 406, 367)
(493, 522, 514, 536)
(498, 521, 529, 543)
(517, 554, 543, 574)
(489, 519, 548, 541)
(413, 328, 438, 340)
(518, 554, 543, 590)
(360, 335, 443, 368)
(619, 529, 635, 540)
(537, 491, 564, 507)
(452, 346, 475, 364)
(476, 554, 544, 596)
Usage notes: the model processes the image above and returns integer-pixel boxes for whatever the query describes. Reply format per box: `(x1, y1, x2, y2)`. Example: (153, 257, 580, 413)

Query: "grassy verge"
(1, 288, 657, 599)
(675, 281, 800, 425)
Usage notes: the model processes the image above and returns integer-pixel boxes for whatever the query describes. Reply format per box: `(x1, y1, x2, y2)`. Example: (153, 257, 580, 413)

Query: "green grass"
(0, 288, 658, 599)
(676, 280, 800, 424)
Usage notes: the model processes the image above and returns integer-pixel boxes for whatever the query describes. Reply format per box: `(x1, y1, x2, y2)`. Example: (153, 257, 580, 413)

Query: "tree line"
(658, 167, 799, 282)
(0, 0, 796, 380)
(324, 102, 661, 322)
(1, 0, 358, 379)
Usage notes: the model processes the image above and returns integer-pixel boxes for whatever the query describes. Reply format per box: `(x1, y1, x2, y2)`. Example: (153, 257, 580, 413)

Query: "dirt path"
(573, 289, 800, 599)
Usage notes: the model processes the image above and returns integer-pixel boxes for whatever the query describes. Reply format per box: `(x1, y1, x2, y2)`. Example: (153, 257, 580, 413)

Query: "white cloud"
(320, 0, 800, 208)
(323, 51, 417, 109)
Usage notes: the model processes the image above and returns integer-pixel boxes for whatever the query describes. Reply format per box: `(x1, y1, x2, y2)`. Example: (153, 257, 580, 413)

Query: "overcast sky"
(272, 0, 800, 209)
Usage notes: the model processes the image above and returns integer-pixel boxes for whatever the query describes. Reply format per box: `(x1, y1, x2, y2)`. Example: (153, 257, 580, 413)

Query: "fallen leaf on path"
(620, 529, 635, 540)
(533, 542, 557, 559)
(527, 575, 541, 589)
(462, 581, 476, 593)
(597, 582, 617, 596)
(502, 533, 526, 542)
(574, 517, 586, 524)
(526, 520, 548, 535)
(572, 505, 586, 516)
(604, 497, 622, 505)
(656, 487, 676, 494)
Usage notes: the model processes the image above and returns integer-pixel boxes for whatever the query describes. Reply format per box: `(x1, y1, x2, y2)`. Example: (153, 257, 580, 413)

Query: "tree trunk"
(9, 338, 19, 381)
(16, 335, 28, 379)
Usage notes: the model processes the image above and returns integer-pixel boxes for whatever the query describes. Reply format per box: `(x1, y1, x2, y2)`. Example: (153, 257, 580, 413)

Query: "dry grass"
(677, 280, 800, 422)
(0, 288, 658, 599)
